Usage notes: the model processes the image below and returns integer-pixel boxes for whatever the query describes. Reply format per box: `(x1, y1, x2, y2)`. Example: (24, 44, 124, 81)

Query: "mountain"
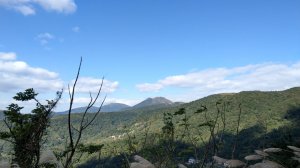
(2, 88, 300, 167)
(42, 87, 300, 166)
(56, 103, 130, 114)
(132, 97, 174, 109)
(56, 97, 175, 114)
(100, 103, 131, 112)
(57, 106, 99, 114)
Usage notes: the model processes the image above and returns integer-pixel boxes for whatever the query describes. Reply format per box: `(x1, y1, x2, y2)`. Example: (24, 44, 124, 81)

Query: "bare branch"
(65, 57, 82, 168)
(83, 95, 106, 130)
(85, 77, 105, 110)
(71, 124, 80, 133)
(64, 58, 106, 168)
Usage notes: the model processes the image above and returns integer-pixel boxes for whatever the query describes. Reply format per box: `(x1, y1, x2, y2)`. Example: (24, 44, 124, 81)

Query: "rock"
(263, 148, 282, 153)
(255, 150, 269, 157)
(224, 159, 245, 168)
(244, 155, 263, 161)
(294, 152, 300, 157)
(292, 157, 300, 163)
(249, 160, 284, 168)
(178, 163, 187, 168)
(212, 155, 228, 165)
(130, 155, 155, 168)
(130, 162, 148, 168)
(0, 161, 10, 168)
(288, 146, 300, 152)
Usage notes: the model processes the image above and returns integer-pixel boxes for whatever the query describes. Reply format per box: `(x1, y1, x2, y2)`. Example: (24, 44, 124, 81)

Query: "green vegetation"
(0, 88, 62, 168)
(1, 87, 300, 167)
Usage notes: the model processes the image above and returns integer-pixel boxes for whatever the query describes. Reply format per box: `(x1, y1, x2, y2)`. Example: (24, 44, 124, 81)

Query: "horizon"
(1, 85, 299, 113)
(0, 0, 300, 112)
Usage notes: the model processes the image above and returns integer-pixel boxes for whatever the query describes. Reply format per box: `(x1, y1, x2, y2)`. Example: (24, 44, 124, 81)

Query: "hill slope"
(132, 97, 174, 109)
(100, 103, 131, 112)
(48, 87, 300, 146)
(2, 87, 300, 167)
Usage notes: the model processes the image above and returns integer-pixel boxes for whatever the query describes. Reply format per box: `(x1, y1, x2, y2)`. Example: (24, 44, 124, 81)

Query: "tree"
(62, 57, 106, 168)
(0, 88, 62, 168)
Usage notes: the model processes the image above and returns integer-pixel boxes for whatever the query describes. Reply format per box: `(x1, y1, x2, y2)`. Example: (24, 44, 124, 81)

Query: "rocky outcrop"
(130, 155, 155, 168)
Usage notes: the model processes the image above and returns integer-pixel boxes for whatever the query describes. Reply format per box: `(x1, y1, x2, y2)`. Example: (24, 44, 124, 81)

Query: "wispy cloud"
(59, 97, 140, 108)
(14, 4, 36, 15)
(136, 83, 163, 92)
(0, 52, 63, 92)
(0, 0, 77, 15)
(36, 32, 55, 45)
(69, 77, 119, 94)
(72, 26, 80, 33)
(136, 62, 300, 98)
(105, 98, 141, 106)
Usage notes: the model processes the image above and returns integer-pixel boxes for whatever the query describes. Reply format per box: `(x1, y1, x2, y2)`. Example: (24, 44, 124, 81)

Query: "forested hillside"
(47, 87, 300, 167)
(1, 87, 300, 167)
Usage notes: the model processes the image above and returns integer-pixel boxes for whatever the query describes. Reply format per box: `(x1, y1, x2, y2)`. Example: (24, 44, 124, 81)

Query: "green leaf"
(13, 88, 38, 101)
(174, 108, 185, 115)
(194, 105, 207, 114)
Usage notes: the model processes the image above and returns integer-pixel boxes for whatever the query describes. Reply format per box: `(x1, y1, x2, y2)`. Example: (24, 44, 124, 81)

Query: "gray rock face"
(177, 163, 187, 168)
(224, 159, 245, 168)
(213, 155, 228, 165)
(249, 160, 285, 168)
(129, 155, 155, 168)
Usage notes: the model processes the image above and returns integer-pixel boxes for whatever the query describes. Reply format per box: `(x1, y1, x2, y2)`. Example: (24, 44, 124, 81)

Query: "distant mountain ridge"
(56, 97, 179, 114)
(100, 103, 131, 112)
(57, 103, 130, 114)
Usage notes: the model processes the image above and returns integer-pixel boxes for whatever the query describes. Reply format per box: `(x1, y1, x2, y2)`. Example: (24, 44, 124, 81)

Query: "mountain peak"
(132, 97, 173, 109)
(150, 97, 173, 104)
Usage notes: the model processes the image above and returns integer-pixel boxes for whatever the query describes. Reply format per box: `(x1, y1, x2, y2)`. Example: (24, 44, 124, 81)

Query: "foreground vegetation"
(1, 87, 300, 167)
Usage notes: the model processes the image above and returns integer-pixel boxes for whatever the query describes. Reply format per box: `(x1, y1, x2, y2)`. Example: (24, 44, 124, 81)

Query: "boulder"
(224, 159, 245, 168)
(178, 163, 187, 168)
(130, 155, 155, 168)
(249, 160, 284, 168)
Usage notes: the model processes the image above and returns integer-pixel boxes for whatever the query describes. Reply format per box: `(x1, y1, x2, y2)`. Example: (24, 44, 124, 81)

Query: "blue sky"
(0, 0, 300, 112)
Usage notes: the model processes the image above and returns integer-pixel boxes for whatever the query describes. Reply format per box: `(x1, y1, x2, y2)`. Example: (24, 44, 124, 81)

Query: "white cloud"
(69, 77, 119, 94)
(33, 0, 76, 13)
(36, 32, 55, 45)
(0, 52, 16, 60)
(136, 83, 163, 92)
(0, 52, 63, 92)
(60, 97, 140, 108)
(0, 0, 76, 15)
(72, 26, 80, 33)
(105, 98, 141, 106)
(14, 4, 35, 15)
(136, 62, 300, 98)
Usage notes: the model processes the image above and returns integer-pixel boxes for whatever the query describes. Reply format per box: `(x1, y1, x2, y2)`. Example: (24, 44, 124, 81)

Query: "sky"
(0, 0, 300, 112)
